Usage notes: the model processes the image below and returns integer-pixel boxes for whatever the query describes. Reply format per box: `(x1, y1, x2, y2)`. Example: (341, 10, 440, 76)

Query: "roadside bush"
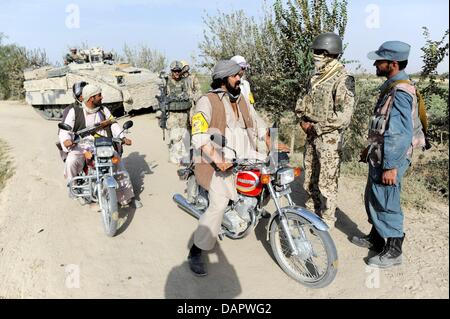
(341, 78, 378, 162)
(0, 33, 48, 100)
(0, 139, 14, 192)
(120, 43, 167, 73)
(418, 27, 449, 145)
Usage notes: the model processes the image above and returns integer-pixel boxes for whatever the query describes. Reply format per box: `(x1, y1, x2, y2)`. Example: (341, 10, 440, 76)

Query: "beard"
(376, 63, 392, 77)
(92, 98, 102, 107)
(376, 68, 389, 77)
(225, 80, 241, 98)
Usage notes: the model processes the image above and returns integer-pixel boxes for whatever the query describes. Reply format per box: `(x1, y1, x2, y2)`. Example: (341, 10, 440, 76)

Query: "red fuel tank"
(236, 170, 263, 197)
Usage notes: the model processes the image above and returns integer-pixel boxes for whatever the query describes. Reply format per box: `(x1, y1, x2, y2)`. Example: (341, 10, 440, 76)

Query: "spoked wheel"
(270, 212, 338, 288)
(100, 182, 119, 237)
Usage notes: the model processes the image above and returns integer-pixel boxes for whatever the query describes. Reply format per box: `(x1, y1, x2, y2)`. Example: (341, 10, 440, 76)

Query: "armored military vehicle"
(23, 48, 163, 120)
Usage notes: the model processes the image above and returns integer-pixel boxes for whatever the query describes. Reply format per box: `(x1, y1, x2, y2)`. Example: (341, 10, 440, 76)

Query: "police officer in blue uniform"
(351, 41, 422, 268)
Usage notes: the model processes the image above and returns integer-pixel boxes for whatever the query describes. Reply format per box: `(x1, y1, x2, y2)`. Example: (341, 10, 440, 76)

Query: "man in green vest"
(295, 32, 356, 229)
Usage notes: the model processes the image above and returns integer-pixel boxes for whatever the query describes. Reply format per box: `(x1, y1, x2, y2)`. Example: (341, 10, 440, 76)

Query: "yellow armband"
(249, 92, 255, 105)
(191, 112, 209, 135)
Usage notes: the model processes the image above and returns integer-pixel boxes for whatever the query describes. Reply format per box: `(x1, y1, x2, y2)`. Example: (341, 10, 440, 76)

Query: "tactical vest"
(301, 67, 349, 123)
(367, 81, 425, 167)
(194, 93, 254, 191)
(167, 78, 192, 111)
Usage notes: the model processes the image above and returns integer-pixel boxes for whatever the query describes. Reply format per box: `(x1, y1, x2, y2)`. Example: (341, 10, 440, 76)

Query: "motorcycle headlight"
(96, 146, 114, 158)
(276, 167, 295, 185)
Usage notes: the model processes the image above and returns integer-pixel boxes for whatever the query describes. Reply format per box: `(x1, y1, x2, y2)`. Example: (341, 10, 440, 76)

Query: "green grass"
(0, 139, 14, 192)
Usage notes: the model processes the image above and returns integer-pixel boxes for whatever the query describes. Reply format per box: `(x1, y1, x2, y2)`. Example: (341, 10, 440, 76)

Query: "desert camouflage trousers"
(166, 111, 191, 165)
(303, 130, 343, 228)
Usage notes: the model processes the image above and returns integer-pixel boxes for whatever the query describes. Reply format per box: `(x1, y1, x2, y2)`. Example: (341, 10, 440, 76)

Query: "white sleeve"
(104, 108, 123, 138)
(191, 96, 213, 150)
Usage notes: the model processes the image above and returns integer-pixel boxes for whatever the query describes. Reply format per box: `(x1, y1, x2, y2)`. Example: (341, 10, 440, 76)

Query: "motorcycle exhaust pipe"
(173, 194, 202, 220)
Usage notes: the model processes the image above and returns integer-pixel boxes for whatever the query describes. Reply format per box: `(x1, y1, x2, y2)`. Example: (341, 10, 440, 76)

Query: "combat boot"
(367, 234, 405, 268)
(188, 244, 207, 276)
(351, 227, 385, 252)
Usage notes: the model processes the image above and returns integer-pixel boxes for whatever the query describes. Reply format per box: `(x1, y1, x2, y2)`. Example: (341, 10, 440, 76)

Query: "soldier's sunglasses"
(313, 49, 327, 55)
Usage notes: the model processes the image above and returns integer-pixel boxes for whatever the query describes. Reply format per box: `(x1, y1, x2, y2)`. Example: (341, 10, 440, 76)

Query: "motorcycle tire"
(269, 212, 338, 288)
(100, 182, 119, 237)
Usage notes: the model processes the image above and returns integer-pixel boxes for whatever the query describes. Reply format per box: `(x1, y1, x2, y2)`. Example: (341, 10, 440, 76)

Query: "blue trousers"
(364, 158, 410, 238)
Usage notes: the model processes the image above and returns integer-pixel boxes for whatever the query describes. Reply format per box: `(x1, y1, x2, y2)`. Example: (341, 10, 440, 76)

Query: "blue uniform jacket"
(379, 70, 413, 170)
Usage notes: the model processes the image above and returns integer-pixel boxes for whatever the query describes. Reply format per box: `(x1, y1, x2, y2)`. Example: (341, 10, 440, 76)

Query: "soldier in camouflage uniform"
(295, 33, 355, 229)
(64, 48, 85, 65)
(165, 60, 201, 165)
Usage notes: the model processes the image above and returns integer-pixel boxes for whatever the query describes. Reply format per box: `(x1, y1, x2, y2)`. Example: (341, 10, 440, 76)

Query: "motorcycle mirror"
(210, 133, 227, 148)
(123, 120, 133, 130)
(58, 123, 73, 131)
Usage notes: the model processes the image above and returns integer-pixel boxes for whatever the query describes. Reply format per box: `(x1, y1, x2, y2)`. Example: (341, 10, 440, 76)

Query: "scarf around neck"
(82, 102, 100, 114)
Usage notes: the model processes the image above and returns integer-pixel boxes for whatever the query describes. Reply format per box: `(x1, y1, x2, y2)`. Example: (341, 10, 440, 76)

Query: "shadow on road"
(254, 217, 278, 264)
(115, 151, 155, 236)
(335, 207, 367, 241)
(290, 171, 368, 244)
(164, 230, 242, 299)
(289, 174, 307, 207)
(123, 151, 155, 201)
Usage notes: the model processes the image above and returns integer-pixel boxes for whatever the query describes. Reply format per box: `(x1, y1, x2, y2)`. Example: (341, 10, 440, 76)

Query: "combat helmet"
(72, 81, 88, 103)
(311, 32, 343, 55)
(170, 60, 183, 72)
(180, 60, 190, 77)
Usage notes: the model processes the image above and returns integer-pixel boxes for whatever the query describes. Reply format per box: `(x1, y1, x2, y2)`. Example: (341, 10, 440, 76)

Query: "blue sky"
(0, 0, 448, 73)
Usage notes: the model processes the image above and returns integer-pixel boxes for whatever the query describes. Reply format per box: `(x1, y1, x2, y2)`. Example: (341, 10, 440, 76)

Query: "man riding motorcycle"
(58, 84, 141, 208)
(187, 60, 289, 276)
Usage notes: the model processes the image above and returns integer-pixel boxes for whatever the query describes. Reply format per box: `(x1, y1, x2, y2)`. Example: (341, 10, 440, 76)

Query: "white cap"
(230, 55, 250, 69)
(82, 84, 101, 101)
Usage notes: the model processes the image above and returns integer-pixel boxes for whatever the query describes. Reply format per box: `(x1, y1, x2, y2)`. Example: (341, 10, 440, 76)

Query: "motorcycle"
(58, 120, 133, 237)
(173, 134, 338, 288)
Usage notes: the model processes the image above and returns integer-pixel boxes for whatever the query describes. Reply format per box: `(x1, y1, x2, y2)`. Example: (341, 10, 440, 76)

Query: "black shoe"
(351, 227, 385, 252)
(188, 252, 207, 276)
(367, 234, 405, 268)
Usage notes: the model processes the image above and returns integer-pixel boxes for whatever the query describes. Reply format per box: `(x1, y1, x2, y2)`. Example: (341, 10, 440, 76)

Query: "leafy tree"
(199, 0, 348, 126)
(0, 33, 48, 99)
(419, 27, 449, 143)
(120, 43, 167, 73)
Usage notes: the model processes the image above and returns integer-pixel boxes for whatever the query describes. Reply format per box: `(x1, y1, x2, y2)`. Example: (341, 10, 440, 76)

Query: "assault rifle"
(156, 82, 170, 141)
(75, 113, 130, 138)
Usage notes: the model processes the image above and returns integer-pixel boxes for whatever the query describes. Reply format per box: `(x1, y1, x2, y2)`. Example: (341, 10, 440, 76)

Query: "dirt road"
(0, 101, 448, 298)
